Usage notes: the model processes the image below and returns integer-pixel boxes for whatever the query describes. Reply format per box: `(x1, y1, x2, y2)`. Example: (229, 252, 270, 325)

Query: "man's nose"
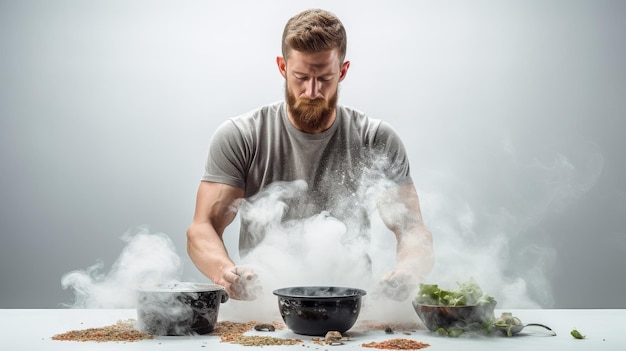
(303, 79, 321, 99)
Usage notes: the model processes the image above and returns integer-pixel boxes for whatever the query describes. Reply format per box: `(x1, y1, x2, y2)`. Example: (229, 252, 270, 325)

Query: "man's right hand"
(221, 265, 262, 300)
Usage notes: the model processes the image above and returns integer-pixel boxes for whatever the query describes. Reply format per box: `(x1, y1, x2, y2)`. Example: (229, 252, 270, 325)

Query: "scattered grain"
(362, 338, 430, 350)
(51, 319, 153, 343)
(230, 335, 302, 346)
(211, 320, 302, 346)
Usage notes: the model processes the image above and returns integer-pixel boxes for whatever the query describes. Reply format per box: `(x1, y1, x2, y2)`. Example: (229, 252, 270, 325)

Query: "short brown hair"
(281, 9, 347, 62)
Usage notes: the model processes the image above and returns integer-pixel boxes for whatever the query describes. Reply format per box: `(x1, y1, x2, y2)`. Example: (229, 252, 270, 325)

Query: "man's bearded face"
(285, 83, 338, 132)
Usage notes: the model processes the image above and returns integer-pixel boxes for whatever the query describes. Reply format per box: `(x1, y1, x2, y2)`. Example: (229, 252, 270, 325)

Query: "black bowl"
(137, 283, 229, 336)
(412, 300, 497, 333)
(273, 286, 366, 336)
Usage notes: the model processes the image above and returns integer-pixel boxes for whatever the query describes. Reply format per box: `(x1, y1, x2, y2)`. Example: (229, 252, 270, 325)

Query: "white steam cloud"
(418, 139, 604, 309)
(59, 142, 603, 325)
(61, 226, 182, 308)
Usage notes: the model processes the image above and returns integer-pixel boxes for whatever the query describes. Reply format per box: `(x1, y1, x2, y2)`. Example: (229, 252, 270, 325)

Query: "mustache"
(293, 97, 328, 108)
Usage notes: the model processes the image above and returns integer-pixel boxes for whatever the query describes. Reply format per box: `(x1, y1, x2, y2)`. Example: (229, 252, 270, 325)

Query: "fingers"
(222, 266, 240, 284)
(235, 266, 259, 282)
(377, 270, 418, 302)
(222, 265, 263, 301)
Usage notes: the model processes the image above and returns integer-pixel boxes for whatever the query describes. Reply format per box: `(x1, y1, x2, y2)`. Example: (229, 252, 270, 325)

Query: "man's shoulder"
(336, 104, 404, 145)
(337, 104, 383, 131)
(216, 101, 284, 137)
(231, 101, 284, 123)
(338, 103, 366, 117)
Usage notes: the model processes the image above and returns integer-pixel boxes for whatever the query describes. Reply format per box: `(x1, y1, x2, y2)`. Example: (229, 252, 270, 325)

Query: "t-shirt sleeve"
(201, 120, 248, 189)
(373, 121, 413, 186)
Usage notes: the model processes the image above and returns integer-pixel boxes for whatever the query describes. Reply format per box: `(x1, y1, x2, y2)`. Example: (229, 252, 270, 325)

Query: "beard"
(285, 85, 338, 132)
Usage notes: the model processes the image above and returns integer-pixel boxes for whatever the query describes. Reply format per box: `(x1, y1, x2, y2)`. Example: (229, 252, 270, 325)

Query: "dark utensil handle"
(220, 291, 229, 303)
(525, 323, 553, 331)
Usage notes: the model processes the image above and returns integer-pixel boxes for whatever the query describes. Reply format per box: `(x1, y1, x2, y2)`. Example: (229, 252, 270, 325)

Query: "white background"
(1, 0, 625, 309)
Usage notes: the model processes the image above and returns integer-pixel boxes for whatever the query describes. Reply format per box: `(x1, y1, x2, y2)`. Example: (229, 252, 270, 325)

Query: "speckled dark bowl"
(273, 286, 367, 336)
(412, 300, 497, 332)
(137, 283, 228, 336)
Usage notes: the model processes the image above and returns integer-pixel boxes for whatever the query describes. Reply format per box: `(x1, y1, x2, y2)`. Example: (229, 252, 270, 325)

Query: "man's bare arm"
(186, 181, 259, 299)
(376, 183, 434, 300)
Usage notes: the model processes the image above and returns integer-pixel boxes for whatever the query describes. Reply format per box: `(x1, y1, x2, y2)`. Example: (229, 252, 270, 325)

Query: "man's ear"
(339, 60, 350, 82)
(276, 56, 287, 78)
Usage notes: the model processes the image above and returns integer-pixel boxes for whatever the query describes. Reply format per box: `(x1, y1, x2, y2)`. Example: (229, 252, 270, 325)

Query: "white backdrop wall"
(1, 0, 625, 308)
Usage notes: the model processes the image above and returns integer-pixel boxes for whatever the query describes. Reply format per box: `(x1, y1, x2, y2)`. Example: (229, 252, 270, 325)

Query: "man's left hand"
(376, 269, 420, 302)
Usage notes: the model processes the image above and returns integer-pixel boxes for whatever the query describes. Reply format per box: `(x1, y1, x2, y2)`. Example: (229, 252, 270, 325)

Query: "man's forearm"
(396, 224, 434, 280)
(186, 223, 236, 287)
(377, 184, 435, 280)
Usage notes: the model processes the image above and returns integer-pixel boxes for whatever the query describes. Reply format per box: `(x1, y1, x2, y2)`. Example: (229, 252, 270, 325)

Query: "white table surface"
(0, 308, 624, 350)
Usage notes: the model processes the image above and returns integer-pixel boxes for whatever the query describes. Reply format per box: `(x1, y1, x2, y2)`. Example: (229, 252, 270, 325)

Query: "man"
(187, 9, 434, 301)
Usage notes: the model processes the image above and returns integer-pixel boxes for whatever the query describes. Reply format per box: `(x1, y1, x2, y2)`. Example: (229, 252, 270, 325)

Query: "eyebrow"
(292, 70, 336, 77)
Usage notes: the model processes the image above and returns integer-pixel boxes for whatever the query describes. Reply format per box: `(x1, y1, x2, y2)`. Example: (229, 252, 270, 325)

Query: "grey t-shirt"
(202, 101, 413, 257)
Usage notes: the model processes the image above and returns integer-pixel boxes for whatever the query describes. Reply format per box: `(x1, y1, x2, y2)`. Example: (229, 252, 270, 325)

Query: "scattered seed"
(211, 321, 302, 346)
(51, 319, 154, 343)
(362, 338, 430, 350)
